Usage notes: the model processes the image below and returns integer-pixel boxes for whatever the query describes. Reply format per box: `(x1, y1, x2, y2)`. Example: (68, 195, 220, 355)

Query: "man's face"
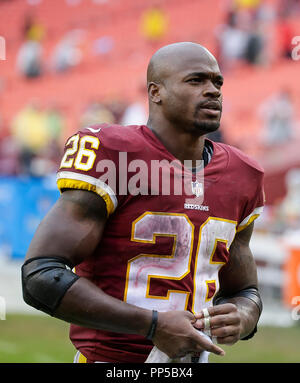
(159, 53, 223, 135)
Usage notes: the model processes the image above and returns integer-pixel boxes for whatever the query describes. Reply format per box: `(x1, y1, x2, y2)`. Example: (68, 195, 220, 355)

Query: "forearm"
(22, 255, 152, 338)
(214, 223, 262, 340)
(54, 276, 153, 337)
(22, 191, 153, 337)
(24, 266, 226, 358)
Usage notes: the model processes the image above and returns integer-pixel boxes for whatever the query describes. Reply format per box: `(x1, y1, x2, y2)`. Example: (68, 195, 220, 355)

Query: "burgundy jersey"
(56, 124, 264, 363)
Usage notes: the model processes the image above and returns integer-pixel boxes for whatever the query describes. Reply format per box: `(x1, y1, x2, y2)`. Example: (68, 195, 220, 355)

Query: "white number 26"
(124, 212, 236, 313)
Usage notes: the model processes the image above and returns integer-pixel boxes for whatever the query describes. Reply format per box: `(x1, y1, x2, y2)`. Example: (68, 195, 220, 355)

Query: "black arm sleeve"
(21, 256, 80, 316)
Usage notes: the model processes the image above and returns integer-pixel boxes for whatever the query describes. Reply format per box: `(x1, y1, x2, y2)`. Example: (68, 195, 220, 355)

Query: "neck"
(147, 117, 206, 167)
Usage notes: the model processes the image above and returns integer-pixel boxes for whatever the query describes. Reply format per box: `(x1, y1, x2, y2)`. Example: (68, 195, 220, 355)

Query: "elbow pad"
(21, 256, 80, 316)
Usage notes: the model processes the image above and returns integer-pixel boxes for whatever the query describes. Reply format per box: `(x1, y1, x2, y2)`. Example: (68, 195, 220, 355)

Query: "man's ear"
(148, 82, 162, 104)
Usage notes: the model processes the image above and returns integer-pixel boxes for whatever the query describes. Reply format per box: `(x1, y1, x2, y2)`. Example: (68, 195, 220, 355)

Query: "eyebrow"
(184, 72, 224, 82)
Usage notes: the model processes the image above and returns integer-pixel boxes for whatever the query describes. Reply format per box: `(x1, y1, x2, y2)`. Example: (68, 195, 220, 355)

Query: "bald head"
(146, 41, 223, 137)
(147, 42, 218, 84)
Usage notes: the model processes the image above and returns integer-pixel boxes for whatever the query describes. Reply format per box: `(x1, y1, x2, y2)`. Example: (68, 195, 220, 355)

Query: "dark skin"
(24, 42, 260, 359)
(147, 42, 223, 168)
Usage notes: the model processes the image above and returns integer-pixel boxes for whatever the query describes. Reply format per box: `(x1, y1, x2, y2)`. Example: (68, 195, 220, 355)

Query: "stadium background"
(0, 0, 300, 363)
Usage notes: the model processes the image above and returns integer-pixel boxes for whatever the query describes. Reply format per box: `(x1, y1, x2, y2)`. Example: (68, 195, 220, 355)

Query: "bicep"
(218, 222, 258, 296)
(26, 189, 108, 266)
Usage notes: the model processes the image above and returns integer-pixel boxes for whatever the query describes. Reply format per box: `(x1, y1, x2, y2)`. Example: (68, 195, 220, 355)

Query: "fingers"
(193, 304, 242, 346)
(153, 310, 226, 359)
(194, 303, 237, 319)
(209, 325, 240, 346)
(195, 332, 225, 356)
(194, 303, 240, 329)
(196, 312, 240, 329)
(209, 324, 239, 344)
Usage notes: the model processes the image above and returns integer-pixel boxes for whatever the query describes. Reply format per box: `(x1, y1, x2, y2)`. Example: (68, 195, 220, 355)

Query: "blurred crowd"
(0, 0, 300, 234)
(0, 1, 169, 177)
(0, 96, 148, 177)
(216, 0, 299, 70)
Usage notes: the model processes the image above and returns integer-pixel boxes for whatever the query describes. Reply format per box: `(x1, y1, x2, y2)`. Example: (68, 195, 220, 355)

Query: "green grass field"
(0, 314, 299, 363)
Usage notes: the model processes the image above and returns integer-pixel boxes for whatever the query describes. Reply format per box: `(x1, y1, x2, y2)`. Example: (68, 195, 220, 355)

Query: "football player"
(22, 42, 264, 363)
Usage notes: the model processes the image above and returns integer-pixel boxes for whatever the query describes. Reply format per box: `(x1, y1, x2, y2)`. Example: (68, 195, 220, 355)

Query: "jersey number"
(60, 134, 100, 171)
(124, 212, 236, 313)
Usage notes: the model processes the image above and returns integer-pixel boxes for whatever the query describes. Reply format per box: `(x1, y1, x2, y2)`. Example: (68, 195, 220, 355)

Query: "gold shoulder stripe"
(236, 213, 260, 232)
(57, 178, 115, 216)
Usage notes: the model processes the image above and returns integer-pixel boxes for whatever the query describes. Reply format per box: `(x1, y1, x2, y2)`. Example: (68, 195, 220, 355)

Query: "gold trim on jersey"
(237, 206, 264, 232)
(209, 238, 229, 265)
(205, 279, 216, 302)
(56, 171, 117, 216)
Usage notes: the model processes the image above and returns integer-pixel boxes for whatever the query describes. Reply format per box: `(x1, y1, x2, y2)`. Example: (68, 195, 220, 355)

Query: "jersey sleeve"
(56, 126, 118, 216)
(236, 171, 265, 232)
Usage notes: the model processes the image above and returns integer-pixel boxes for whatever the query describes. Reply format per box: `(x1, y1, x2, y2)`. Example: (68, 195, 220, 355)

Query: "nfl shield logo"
(191, 180, 203, 197)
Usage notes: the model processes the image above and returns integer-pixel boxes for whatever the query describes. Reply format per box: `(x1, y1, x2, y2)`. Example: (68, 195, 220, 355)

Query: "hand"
(193, 303, 242, 345)
(152, 310, 225, 359)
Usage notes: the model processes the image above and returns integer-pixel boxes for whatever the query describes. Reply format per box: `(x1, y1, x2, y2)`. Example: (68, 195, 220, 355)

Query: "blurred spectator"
(243, 21, 265, 65)
(80, 101, 115, 128)
(51, 30, 85, 73)
(12, 102, 48, 152)
(45, 104, 64, 143)
(0, 136, 20, 175)
(121, 100, 147, 126)
(216, 2, 274, 69)
(0, 112, 5, 139)
(215, 9, 249, 70)
(29, 138, 62, 176)
(16, 38, 43, 79)
(259, 89, 295, 147)
(233, 0, 261, 10)
(23, 14, 46, 42)
(92, 36, 114, 56)
(140, 5, 168, 44)
(11, 102, 57, 175)
(16, 14, 45, 79)
(0, 115, 20, 175)
(121, 83, 147, 126)
(26, 105, 65, 176)
(275, 168, 300, 232)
